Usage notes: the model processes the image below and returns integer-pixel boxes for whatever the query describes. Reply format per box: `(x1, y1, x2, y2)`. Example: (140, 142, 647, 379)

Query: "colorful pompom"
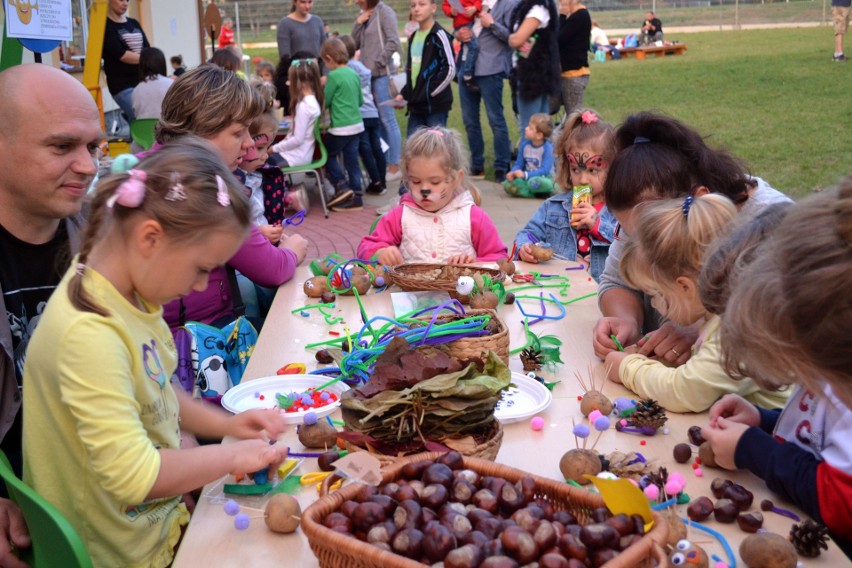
(530, 416, 545, 431)
(588, 409, 603, 423)
(573, 424, 591, 438)
(303, 411, 318, 426)
(224, 499, 240, 516)
(593, 416, 611, 431)
(234, 513, 251, 530)
(644, 484, 660, 500)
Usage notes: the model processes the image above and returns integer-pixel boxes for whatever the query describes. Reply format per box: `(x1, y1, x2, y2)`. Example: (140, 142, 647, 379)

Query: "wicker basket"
(388, 263, 506, 303)
(302, 453, 670, 568)
(413, 308, 509, 365)
(341, 419, 503, 466)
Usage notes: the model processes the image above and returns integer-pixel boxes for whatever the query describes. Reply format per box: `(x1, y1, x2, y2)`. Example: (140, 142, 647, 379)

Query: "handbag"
(174, 267, 258, 404)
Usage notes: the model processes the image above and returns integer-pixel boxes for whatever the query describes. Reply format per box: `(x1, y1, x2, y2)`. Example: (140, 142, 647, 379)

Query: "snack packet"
(571, 185, 592, 226)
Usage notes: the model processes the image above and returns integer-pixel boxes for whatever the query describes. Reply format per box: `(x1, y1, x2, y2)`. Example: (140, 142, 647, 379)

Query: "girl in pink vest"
(358, 127, 507, 265)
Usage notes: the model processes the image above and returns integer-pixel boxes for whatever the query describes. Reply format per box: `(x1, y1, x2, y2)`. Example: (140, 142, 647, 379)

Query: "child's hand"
(637, 321, 697, 365)
(604, 351, 628, 384)
(464, 5, 477, 16)
(447, 253, 476, 265)
(506, 170, 522, 182)
(280, 233, 308, 264)
(0, 499, 30, 568)
(571, 202, 598, 229)
(227, 408, 288, 440)
(518, 243, 539, 263)
(228, 439, 289, 478)
(395, 94, 404, 102)
(700, 418, 749, 470)
(376, 246, 404, 266)
(519, 40, 533, 55)
(592, 316, 639, 360)
(259, 224, 283, 244)
(708, 394, 761, 428)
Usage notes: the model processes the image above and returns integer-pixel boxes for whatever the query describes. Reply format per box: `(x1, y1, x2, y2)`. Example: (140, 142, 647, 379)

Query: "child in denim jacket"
(514, 109, 616, 281)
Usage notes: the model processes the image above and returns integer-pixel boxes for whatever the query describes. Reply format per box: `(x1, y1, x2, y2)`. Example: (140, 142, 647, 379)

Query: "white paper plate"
(221, 375, 350, 424)
(494, 372, 553, 423)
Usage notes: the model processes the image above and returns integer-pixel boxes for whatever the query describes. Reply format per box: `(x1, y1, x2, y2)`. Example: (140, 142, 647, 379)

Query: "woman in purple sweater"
(150, 65, 308, 329)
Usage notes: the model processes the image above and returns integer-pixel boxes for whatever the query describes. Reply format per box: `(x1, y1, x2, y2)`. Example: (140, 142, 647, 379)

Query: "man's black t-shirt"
(0, 221, 71, 470)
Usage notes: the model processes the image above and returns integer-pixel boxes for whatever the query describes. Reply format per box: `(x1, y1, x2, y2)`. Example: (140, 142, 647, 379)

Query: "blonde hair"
(722, 179, 852, 404)
(287, 57, 323, 116)
(620, 193, 737, 323)
(402, 127, 475, 199)
(320, 38, 349, 66)
(528, 113, 553, 139)
(157, 64, 265, 143)
(250, 77, 276, 111)
(554, 109, 615, 193)
(68, 139, 251, 317)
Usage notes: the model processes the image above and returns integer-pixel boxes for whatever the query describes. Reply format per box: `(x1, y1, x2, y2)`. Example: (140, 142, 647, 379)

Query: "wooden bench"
(605, 43, 688, 60)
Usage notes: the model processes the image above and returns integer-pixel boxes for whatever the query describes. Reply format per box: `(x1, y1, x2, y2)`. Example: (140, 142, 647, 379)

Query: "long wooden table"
(173, 262, 849, 567)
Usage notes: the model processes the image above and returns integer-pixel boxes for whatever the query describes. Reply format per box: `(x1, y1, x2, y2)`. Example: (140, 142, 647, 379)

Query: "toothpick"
(572, 418, 578, 449)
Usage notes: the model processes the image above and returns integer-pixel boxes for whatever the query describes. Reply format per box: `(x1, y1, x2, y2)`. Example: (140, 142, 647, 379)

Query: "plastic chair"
(129, 118, 158, 150)
(281, 120, 330, 218)
(0, 451, 92, 567)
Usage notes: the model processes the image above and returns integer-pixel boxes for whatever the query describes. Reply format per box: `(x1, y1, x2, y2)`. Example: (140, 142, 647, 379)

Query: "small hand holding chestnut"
(708, 394, 761, 428)
(447, 253, 476, 265)
(376, 246, 404, 266)
(518, 243, 539, 263)
(700, 417, 749, 470)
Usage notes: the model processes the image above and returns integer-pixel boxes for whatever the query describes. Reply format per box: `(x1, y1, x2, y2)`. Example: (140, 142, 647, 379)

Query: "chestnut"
(420, 507, 438, 526)
(467, 507, 493, 526)
(440, 502, 468, 517)
(567, 560, 587, 568)
(453, 479, 477, 504)
(736, 511, 764, 533)
(688, 425, 706, 446)
(673, 443, 692, 464)
(393, 499, 422, 530)
(370, 542, 391, 552)
(533, 520, 558, 551)
(511, 507, 542, 532)
(591, 548, 619, 567)
(480, 555, 519, 568)
(475, 517, 503, 539)
(698, 441, 718, 468)
(320, 291, 336, 304)
(423, 523, 457, 562)
(443, 512, 473, 540)
(498, 482, 526, 514)
(354, 484, 378, 503)
(630, 514, 646, 536)
(710, 477, 733, 499)
(518, 477, 537, 502)
(480, 476, 508, 496)
(533, 498, 555, 520)
(687, 496, 714, 522)
(380, 482, 400, 498)
(401, 459, 433, 480)
(369, 494, 397, 517)
(454, 469, 480, 486)
(366, 521, 397, 544)
(423, 463, 455, 488)
(461, 530, 489, 548)
(392, 527, 424, 559)
(722, 483, 754, 511)
(338, 500, 358, 518)
(323, 512, 352, 532)
(591, 507, 612, 523)
(315, 349, 334, 364)
(445, 544, 485, 568)
(579, 523, 619, 550)
(408, 480, 425, 497)
(351, 501, 386, 533)
(483, 537, 505, 558)
(472, 488, 499, 514)
(605, 514, 633, 537)
(713, 498, 739, 523)
(539, 553, 571, 568)
(395, 484, 418, 502)
(436, 451, 465, 471)
(421, 483, 450, 510)
(552, 510, 577, 526)
(500, 525, 540, 564)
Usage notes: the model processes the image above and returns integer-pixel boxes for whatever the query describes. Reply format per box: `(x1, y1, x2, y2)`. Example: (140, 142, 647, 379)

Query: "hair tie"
(75, 263, 86, 276)
(216, 175, 230, 207)
(107, 170, 147, 209)
(427, 129, 445, 137)
(290, 58, 315, 68)
(165, 172, 187, 202)
(682, 195, 694, 218)
(581, 111, 598, 125)
(634, 136, 651, 144)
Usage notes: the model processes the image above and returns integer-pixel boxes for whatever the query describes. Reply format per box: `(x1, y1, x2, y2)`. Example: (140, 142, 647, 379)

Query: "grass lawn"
(246, 26, 850, 198)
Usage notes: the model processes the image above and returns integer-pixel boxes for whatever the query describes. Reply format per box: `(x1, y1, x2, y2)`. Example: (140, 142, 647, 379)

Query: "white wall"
(142, 0, 202, 69)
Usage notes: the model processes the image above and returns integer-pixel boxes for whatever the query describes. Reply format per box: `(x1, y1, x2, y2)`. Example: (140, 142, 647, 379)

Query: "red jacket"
(442, 0, 482, 29)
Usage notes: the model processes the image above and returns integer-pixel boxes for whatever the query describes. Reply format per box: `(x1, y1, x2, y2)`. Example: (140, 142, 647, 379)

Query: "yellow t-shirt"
(23, 265, 188, 568)
(619, 315, 791, 413)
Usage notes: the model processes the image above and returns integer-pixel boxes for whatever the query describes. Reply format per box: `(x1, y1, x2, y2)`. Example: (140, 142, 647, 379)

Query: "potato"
(739, 532, 798, 568)
(303, 276, 329, 298)
(470, 291, 500, 309)
(579, 391, 613, 417)
(529, 243, 554, 261)
(558, 449, 601, 485)
(297, 421, 339, 449)
(265, 494, 301, 533)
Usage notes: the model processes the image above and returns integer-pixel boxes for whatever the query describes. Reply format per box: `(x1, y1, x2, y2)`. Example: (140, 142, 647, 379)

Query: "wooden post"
(83, 0, 109, 131)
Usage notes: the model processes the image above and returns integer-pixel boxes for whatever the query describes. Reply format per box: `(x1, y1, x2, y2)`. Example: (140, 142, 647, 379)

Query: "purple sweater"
(163, 226, 298, 329)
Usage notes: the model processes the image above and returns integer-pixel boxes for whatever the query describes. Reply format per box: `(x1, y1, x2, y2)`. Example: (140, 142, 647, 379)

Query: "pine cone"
(789, 519, 829, 557)
(630, 398, 668, 430)
(520, 347, 543, 372)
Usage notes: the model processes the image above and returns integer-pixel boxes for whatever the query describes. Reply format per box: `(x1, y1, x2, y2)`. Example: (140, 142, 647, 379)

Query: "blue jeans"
(456, 25, 479, 80)
(112, 87, 136, 121)
(406, 112, 449, 137)
(458, 73, 512, 174)
(359, 117, 386, 185)
(371, 75, 402, 166)
(324, 133, 362, 196)
(517, 92, 549, 133)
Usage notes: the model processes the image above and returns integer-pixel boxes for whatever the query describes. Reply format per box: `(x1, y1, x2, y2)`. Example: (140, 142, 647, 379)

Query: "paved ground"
(290, 177, 543, 261)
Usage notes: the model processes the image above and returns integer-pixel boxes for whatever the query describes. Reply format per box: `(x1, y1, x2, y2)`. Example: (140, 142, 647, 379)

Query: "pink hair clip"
(427, 129, 445, 137)
(216, 175, 230, 207)
(581, 111, 598, 125)
(107, 169, 147, 209)
(165, 172, 187, 202)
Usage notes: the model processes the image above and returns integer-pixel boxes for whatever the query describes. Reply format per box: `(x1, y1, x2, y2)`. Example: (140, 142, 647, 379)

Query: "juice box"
(571, 185, 591, 226)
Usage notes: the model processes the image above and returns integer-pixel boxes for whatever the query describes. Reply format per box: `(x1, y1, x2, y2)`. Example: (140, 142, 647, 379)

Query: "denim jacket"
(514, 193, 616, 282)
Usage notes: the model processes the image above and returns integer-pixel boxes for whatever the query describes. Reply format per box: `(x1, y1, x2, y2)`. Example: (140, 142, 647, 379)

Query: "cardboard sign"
(204, 2, 222, 42)
(333, 452, 382, 486)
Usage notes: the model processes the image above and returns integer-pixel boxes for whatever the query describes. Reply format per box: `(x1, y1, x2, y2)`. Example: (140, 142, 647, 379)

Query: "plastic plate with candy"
(221, 375, 350, 424)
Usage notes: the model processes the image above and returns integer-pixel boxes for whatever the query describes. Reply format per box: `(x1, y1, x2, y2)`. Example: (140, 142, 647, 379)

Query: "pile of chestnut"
(686, 478, 763, 533)
(320, 452, 648, 567)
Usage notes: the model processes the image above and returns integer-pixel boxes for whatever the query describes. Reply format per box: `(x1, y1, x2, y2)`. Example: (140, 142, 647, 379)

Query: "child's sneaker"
(833, 53, 848, 61)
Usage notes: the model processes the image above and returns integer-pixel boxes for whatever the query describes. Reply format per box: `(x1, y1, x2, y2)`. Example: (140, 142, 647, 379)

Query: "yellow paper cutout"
(584, 475, 654, 532)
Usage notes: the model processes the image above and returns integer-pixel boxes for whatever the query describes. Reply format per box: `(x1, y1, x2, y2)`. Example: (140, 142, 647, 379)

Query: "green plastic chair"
(281, 120, 330, 218)
(129, 118, 158, 150)
(0, 451, 92, 567)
